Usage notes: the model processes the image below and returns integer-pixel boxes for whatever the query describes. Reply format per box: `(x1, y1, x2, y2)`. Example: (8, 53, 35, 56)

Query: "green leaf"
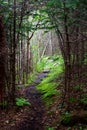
(16, 97, 31, 107)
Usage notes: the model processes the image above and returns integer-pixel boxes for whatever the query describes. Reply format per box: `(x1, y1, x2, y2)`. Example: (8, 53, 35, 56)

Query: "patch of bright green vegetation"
(37, 82, 60, 106)
(37, 55, 64, 106)
(36, 55, 64, 72)
(36, 56, 49, 72)
(16, 97, 31, 107)
(24, 72, 37, 86)
(27, 73, 37, 84)
(46, 126, 55, 130)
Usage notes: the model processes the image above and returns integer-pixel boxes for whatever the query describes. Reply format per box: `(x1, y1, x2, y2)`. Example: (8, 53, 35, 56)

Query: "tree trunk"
(11, 0, 16, 105)
(0, 16, 6, 108)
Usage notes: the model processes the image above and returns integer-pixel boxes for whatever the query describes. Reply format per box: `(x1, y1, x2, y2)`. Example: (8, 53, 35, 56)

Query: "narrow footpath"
(18, 71, 49, 130)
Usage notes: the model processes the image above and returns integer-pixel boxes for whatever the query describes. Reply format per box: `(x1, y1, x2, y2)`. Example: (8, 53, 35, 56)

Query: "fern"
(16, 97, 31, 107)
(37, 55, 64, 106)
(36, 55, 64, 72)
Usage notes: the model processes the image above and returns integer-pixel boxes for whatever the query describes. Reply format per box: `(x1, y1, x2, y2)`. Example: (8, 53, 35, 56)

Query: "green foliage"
(37, 55, 64, 106)
(38, 83, 59, 97)
(36, 56, 49, 72)
(16, 97, 30, 107)
(80, 94, 87, 105)
(62, 116, 72, 124)
(36, 55, 64, 72)
(0, 101, 7, 109)
(25, 73, 37, 86)
(46, 126, 55, 130)
(79, 126, 83, 130)
(74, 85, 83, 91)
(69, 97, 76, 103)
(37, 82, 60, 106)
(61, 112, 72, 125)
(67, 127, 71, 130)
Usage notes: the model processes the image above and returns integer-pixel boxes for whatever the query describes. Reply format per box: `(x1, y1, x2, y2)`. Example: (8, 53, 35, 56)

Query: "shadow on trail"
(18, 71, 49, 130)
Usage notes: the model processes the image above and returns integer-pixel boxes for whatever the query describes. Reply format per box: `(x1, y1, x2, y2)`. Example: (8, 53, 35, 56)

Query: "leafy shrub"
(16, 97, 31, 107)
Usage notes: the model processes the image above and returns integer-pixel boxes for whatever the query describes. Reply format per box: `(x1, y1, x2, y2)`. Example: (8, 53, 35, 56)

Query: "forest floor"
(1, 71, 87, 130)
(16, 71, 49, 130)
(0, 72, 48, 130)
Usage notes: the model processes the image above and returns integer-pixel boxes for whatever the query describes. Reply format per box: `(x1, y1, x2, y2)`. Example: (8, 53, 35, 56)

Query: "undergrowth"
(37, 55, 64, 106)
(16, 97, 31, 107)
(24, 72, 37, 86)
(36, 55, 63, 72)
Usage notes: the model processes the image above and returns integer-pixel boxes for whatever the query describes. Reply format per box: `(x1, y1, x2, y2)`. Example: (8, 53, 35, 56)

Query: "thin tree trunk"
(12, 0, 16, 105)
(0, 16, 6, 109)
(63, 0, 71, 110)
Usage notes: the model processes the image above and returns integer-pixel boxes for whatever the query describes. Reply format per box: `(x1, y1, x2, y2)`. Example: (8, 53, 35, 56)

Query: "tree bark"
(0, 16, 6, 108)
(11, 0, 16, 105)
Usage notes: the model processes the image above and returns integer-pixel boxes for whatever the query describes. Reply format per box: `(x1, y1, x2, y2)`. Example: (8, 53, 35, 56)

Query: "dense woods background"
(0, 0, 87, 129)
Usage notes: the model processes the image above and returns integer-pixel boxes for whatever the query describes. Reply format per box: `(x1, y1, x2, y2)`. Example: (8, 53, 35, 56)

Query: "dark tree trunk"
(63, 1, 71, 110)
(0, 16, 6, 108)
(11, 0, 16, 105)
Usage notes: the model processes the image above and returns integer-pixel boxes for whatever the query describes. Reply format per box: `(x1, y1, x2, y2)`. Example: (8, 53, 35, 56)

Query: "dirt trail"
(18, 71, 49, 130)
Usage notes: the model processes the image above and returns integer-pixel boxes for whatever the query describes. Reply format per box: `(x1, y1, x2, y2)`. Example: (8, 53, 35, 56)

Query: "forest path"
(18, 71, 49, 130)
